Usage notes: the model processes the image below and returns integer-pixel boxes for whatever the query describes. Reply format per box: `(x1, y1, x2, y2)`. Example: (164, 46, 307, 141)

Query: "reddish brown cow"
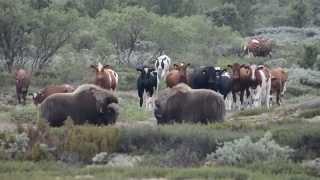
(244, 37, 272, 58)
(15, 69, 31, 105)
(91, 63, 118, 90)
(270, 67, 288, 105)
(166, 63, 190, 88)
(31, 84, 76, 105)
(227, 63, 252, 108)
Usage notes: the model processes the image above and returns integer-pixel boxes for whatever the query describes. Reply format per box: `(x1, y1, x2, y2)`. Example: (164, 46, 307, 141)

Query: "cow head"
(90, 63, 112, 86)
(172, 62, 190, 72)
(30, 91, 44, 105)
(136, 66, 157, 79)
(227, 63, 251, 81)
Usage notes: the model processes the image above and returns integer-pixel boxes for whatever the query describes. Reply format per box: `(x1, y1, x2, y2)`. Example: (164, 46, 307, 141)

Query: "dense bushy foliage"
(206, 132, 293, 166)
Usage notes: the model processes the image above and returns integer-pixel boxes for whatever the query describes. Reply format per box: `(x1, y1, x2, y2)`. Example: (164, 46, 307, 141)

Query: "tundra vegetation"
(1, 0, 320, 179)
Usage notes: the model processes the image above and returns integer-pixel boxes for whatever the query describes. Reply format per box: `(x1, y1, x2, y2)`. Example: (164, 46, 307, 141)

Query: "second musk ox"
(39, 84, 119, 127)
(31, 84, 75, 105)
(154, 83, 225, 124)
(15, 68, 31, 105)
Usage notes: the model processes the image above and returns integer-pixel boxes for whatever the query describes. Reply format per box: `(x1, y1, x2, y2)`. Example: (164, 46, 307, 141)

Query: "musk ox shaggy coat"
(154, 83, 226, 124)
(39, 84, 119, 127)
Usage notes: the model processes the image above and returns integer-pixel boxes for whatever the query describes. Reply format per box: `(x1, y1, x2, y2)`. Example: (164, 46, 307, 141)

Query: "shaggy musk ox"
(39, 84, 119, 127)
(154, 83, 225, 124)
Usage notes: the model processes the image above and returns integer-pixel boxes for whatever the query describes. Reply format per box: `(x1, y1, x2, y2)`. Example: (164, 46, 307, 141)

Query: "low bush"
(298, 108, 320, 119)
(236, 107, 271, 117)
(10, 105, 38, 123)
(271, 123, 320, 161)
(206, 132, 293, 166)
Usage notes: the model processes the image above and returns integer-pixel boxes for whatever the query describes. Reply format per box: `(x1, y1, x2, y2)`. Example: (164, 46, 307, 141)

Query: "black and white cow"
(155, 54, 171, 92)
(188, 66, 233, 110)
(136, 66, 158, 110)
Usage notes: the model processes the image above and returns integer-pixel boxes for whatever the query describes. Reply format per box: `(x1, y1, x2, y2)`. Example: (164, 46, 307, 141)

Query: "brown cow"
(227, 63, 252, 109)
(243, 37, 272, 58)
(166, 62, 190, 88)
(270, 67, 288, 105)
(31, 84, 76, 105)
(40, 84, 119, 127)
(90, 63, 118, 90)
(15, 69, 31, 105)
(154, 83, 225, 124)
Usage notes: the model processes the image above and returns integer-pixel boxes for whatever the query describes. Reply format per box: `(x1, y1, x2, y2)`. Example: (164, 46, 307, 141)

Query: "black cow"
(136, 66, 158, 109)
(188, 66, 232, 99)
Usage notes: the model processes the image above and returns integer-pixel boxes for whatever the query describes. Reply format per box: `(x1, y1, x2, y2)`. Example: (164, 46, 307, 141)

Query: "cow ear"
(186, 63, 191, 67)
(90, 65, 97, 71)
(136, 68, 142, 72)
(103, 65, 111, 69)
(173, 64, 179, 69)
(227, 64, 233, 68)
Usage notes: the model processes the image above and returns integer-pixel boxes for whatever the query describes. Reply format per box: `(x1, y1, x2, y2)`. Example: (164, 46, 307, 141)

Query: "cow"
(15, 69, 31, 105)
(166, 62, 190, 88)
(243, 37, 272, 58)
(187, 66, 233, 110)
(39, 84, 119, 127)
(154, 83, 225, 124)
(248, 64, 272, 108)
(90, 63, 118, 90)
(136, 66, 158, 110)
(270, 67, 288, 105)
(227, 63, 252, 110)
(31, 84, 76, 105)
(155, 54, 171, 92)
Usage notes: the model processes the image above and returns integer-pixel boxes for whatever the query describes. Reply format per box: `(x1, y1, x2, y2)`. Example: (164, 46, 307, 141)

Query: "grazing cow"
(31, 84, 76, 105)
(90, 63, 118, 90)
(40, 84, 119, 127)
(15, 69, 31, 105)
(154, 83, 225, 124)
(243, 37, 272, 58)
(270, 67, 288, 105)
(155, 54, 171, 92)
(227, 63, 252, 109)
(166, 62, 190, 88)
(136, 66, 158, 110)
(248, 64, 272, 108)
(187, 66, 233, 110)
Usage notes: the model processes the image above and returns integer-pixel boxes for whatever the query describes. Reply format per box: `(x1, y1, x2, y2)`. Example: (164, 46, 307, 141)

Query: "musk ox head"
(154, 83, 191, 124)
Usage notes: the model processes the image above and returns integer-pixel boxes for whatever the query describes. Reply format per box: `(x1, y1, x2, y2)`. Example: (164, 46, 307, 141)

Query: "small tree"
(289, 0, 310, 28)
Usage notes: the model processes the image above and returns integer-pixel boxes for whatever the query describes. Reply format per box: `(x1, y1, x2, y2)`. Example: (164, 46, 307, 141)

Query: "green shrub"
(61, 126, 120, 162)
(298, 108, 320, 119)
(206, 132, 293, 166)
(10, 105, 38, 123)
(271, 123, 320, 161)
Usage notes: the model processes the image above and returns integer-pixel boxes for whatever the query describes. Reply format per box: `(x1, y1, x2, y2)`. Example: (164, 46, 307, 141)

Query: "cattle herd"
(12, 37, 288, 126)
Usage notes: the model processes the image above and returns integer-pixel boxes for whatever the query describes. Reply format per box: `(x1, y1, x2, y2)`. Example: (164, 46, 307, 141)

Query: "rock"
(106, 153, 142, 167)
(92, 152, 108, 164)
(302, 158, 320, 175)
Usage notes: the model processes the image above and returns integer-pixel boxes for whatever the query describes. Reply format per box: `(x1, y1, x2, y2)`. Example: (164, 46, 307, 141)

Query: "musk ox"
(31, 84, 76, 105)
(154, 83, 225, 124)
(15, 68, 31, 105)
(39, 84, 119, 127)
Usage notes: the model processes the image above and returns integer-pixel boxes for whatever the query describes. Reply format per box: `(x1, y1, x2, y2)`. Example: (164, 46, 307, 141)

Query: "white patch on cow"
(215, 67, 221, 70)
(225, 92, 232, 111)
(154, 54, 171, 94)
(281, 81, 287, 96)
(252, 39, 259, 44)
(97, 62, 103, 72)
(144, 67, 148, 74)
(250, 64, 257, 81)
(221, 72, 230, 77)
(32, 92, 38, 99)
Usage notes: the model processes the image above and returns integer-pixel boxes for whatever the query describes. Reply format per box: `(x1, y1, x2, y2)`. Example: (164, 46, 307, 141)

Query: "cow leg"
(138, 88, 144, 107)
(225, 93, 232, 111)
(16, 88, 21, 104)
(252, 86, 262, 108)
(276, 90, 281, 105)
